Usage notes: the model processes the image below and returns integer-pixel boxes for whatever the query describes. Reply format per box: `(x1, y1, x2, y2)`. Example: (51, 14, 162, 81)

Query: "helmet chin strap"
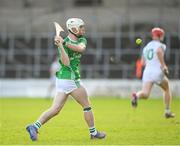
(69, 30, 82, 38)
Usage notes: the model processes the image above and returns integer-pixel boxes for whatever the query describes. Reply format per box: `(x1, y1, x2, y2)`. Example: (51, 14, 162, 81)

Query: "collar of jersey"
(67, 36, 78, 43)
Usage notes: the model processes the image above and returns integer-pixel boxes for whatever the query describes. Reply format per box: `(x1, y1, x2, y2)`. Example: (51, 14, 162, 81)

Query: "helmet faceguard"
(66, 18, 85, 37)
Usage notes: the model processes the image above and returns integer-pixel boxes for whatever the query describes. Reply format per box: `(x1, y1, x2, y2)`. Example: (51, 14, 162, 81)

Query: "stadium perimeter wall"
(0, 79, 180, 98)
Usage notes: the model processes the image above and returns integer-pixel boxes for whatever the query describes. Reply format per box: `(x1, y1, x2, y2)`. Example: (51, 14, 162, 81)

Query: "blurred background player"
(26, 18, 106, 141)
(136, 58, 143, 79)
(131, 27, 175, 118)
(46, 56, 60, 98)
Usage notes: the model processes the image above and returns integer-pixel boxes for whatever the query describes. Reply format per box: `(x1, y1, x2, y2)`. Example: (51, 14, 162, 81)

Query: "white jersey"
(143, 40, 166, 70)
(142, 40, 166, 84)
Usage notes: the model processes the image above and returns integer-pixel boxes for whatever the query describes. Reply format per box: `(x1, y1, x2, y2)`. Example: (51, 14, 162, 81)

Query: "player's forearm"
(66, 43, 85, 53)
(58, 45, 70, 66)
(157, 50, 166, 68)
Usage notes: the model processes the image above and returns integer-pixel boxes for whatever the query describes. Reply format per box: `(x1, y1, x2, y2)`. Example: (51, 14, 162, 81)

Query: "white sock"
(34, 121, 41, 130)
(165, 108, 171, 114)
(89, 126, 97, 136)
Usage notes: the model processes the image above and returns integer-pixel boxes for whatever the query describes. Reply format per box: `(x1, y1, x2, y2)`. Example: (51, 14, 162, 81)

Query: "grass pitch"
(0, 97, 180, 145)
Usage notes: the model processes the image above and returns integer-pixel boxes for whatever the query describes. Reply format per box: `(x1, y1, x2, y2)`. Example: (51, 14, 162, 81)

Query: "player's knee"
(164, 85, 170, 91)
(83, 107, 92, 112)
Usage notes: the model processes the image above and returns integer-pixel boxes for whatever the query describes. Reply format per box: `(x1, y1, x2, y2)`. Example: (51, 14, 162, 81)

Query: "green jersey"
(56, 36, 87, 80)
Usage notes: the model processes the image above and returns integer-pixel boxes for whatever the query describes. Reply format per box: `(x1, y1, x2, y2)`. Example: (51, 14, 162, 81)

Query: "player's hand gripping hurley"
(54, 22, 64, 47)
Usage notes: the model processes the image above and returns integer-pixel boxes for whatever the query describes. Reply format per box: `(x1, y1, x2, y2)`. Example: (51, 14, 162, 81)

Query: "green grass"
(0, 97, 180, 145)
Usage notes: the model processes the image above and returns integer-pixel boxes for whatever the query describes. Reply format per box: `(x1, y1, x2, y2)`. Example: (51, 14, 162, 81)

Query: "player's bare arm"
(157, 47, 169, 75)
(54, 36, 70, 66)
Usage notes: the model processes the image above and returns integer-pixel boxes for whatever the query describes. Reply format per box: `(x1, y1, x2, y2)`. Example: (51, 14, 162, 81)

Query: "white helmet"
(66, 18, 85, 34)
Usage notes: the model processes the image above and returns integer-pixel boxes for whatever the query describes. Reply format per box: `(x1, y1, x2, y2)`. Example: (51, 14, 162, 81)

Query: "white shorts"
(50, 76, 56, 83)
(142, 68, 165, 84)
(56, 78, 83, 94)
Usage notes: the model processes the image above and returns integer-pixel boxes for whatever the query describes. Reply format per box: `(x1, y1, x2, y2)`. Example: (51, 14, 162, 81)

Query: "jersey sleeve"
(161, 44, 166, 51)
(155, 42, 166, 53)
(78, 37, 87, 46)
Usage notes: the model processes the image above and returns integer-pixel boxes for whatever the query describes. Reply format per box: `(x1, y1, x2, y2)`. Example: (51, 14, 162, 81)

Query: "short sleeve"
(78, 37, 87, 46)
(161, 44, 166, 51)
(155, 43, 166, 53)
